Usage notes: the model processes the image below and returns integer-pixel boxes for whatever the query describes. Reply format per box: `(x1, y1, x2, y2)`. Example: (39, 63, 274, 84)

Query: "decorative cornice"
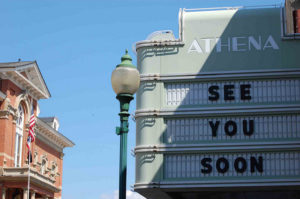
(0, 61, 51, 99)
(35, 128, 64, 152)
(4, 71, 48, 100)
(36, 118, 74, 149)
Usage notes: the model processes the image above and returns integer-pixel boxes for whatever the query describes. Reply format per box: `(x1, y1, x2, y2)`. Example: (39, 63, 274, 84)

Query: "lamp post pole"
(111, 50, 140, 199)
(116, 94, 133, 199)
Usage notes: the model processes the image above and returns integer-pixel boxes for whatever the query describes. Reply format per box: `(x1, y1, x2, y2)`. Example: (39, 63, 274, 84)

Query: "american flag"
(26, 106, 36, 150)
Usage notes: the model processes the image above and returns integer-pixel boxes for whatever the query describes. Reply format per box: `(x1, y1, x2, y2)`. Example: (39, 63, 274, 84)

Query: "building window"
(41, 159, 46, 175)
(33, 151, 38, 165)
(52, 164, 57, 173)
(283, 0, 300, 37)
(50, 162, 58, 179)
(14, 104, 24, 167)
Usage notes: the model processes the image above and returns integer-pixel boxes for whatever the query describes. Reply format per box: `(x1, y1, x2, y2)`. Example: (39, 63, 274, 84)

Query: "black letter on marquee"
(234, 157, 247, 173)
(209, 121, 220, 137)
(201, 158, 212, 174)
(240, 84, 252, 100)
(224, 85, 235, 101)
(224, 120, 237, 136)
(250, 156, 263, 173)
(208, 86, 220, 101)
(243, 120, 254, 136)
(216, 157, 229, 173)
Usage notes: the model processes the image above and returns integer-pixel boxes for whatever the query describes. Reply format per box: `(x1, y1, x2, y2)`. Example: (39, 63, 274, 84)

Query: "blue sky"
(0, 0, 284, 198)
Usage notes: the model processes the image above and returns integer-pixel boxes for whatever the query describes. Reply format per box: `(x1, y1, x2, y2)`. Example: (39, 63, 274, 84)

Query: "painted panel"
(165, 114, 300, 144)
(164, 151, 300, 180)
(165, 79, 300, 106)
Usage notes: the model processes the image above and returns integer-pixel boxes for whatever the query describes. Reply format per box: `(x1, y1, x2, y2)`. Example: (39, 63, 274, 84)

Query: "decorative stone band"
(164, 151, 300, 180)
(164, 113, 300, 144)
(0, 105, 17, 120)
(135, 40, 184, 50)
(0, 167, 60, 192)
(0, 153, 14, 160)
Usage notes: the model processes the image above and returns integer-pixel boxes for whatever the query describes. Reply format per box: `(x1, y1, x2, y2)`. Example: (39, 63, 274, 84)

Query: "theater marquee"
(134, 5, 300, 199)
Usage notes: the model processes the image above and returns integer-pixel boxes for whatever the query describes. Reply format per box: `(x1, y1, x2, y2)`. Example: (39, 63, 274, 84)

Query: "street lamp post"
(111, 50, 140, 199)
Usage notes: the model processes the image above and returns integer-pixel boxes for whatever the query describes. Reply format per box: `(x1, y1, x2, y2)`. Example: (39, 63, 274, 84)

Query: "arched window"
(14, 104, 24, 167)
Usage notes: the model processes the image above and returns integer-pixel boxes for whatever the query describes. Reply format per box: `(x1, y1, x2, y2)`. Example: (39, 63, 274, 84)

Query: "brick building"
(0, 61, 74, 199)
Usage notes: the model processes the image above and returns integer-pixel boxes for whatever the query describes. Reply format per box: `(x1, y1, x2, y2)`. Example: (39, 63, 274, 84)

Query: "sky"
(0, 0, 284, 198)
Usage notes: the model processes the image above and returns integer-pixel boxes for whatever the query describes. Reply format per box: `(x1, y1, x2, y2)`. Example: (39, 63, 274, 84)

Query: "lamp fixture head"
(111, 50, 140, 95)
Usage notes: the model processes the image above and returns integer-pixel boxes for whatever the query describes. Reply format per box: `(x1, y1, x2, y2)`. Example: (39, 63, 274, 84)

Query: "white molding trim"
(134, 179, 300, 190)
(0, 153, 14, 160)
(140, 69, 300, 82)
(2, 73, 39, 101)
(135, 142, 300, 154)
(135, 104, 300, 118)
(136, 40, 184, 50)
(13, 71, 48, 99)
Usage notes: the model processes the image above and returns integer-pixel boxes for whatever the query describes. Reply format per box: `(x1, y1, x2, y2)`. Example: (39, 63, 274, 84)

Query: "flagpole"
(27, 101, 36, 199)
(27, 148, 31, 199)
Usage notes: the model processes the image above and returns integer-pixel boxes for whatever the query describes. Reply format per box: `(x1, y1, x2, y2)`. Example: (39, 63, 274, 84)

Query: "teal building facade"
(134, 4, 300, 199)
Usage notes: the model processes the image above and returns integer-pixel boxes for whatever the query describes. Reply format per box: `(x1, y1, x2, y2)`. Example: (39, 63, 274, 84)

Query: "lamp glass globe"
(111, 66, 140, 95)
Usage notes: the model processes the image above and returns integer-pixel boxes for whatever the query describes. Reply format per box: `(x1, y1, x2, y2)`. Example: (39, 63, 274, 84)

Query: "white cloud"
(100, 190, 146, 199)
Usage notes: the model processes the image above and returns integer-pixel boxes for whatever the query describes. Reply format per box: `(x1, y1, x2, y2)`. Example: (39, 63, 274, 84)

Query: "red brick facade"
(0, 61, 74, 199)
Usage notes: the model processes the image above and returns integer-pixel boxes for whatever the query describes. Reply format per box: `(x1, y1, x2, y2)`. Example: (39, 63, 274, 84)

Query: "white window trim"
(14, 105, 24, 167)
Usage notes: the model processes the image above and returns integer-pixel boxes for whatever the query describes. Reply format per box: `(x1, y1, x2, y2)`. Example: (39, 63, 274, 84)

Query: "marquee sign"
(161, 77, 300, 182)
(164, 152, 300, 179)
(166, 79, 300, 106)
(165, 114, 300, 144)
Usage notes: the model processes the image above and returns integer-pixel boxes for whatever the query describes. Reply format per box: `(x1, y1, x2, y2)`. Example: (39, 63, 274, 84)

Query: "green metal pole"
(116, 94, 133, 199)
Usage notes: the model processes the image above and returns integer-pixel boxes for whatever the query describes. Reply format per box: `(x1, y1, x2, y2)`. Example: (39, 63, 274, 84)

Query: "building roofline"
(0, 61, 51, 99)
(135, 4, 284, 51)
(183, 4, 283, 13)
(36, 118, 75, 148)
(33, 60, 51, 98)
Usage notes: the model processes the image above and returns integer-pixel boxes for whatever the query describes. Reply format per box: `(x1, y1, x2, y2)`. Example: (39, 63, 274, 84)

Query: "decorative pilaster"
(23, 188, 28, 199)
(1, 187, 6, 199)
(30, 191, 35, 199)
